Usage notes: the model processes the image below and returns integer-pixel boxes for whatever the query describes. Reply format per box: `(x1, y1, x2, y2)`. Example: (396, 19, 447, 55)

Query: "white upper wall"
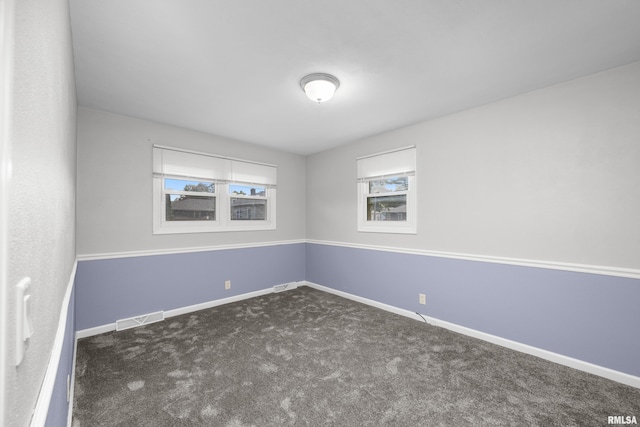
(76, 107, 306, 256)
(4, 0, 77, 425)
(306, 61, 640, 270)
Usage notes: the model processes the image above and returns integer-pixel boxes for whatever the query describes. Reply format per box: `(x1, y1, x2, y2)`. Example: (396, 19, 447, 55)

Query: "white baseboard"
(304, 281, 425, 323)
(75, 323, 116, 339)
(30, 261, 77, 427)
(303, 281, 640, 389)
(164, 288, 274, 318)
(75, 284, 307, 339)
(73, 280, 639, 393)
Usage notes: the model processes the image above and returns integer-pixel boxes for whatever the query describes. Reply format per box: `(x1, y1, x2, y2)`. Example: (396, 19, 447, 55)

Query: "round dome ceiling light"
(300, 73, 340, 103)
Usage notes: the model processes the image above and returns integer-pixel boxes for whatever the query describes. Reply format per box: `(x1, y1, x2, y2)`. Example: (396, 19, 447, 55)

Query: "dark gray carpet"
(73, 286, 639, 426)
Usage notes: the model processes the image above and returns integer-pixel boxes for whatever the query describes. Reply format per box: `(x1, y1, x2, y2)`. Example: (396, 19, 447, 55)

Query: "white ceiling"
(70, 1, 640, 155)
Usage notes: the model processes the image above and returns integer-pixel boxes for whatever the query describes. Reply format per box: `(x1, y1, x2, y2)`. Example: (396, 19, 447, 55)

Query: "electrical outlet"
(419, 293, 426, 305)
(225, 280, 231, 290)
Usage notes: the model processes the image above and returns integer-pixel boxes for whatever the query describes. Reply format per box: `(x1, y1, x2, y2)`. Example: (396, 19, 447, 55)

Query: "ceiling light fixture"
(300, 73, 340, 103)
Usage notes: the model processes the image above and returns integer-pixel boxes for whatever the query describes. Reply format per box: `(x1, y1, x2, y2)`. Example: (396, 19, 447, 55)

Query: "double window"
(153, 146, 276, 234)
(357, 146, 416, 234)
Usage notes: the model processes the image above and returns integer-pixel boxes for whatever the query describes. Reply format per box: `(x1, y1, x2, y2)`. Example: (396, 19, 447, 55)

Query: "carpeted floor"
(72, 286, 639, 426)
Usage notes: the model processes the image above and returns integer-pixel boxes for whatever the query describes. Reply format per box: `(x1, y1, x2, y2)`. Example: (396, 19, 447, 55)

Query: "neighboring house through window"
(153, 145, 276, 234)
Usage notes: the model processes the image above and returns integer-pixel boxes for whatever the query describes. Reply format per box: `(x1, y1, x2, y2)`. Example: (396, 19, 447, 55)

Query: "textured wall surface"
(4, 0, 77, 425)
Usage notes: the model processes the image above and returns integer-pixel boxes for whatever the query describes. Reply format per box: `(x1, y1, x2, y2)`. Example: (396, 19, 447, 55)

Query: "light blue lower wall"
(306, 243, 640, 377)
(70, 239, 638, 399)
(44, 286, 75, 427)
(75, 243, 306, 331)
(54, 240, 638, 423)
(43, 243, 304, 424)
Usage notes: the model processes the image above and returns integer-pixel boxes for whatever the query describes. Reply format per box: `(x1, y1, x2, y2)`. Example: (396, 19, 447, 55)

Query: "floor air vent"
(116, 311, 165, 331)
(273, 282, 299, 293)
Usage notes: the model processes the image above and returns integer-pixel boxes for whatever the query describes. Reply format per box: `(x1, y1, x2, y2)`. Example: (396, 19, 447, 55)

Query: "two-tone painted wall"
(306, 243, 640, 378)
(2, 0, 78, 426)
(75, 244, 306, 333)
(74, 107, 308, 329)
(306, 61, 640, 269)
(305, 61, 640, 380)
(43, 61, 640, 424)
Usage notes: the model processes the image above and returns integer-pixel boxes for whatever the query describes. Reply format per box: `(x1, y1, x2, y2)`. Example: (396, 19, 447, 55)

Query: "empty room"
(2, 0, 640, 426)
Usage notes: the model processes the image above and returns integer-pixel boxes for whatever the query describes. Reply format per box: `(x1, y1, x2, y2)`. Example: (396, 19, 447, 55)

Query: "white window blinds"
(356, 146, 416, 181)
(230, 158, 277, 186)
(153, 145, 277, 186)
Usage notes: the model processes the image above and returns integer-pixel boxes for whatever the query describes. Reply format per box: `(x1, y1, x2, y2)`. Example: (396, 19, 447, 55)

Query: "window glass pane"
(231, 198, 266, 220)
(164, 178, 215, 193)
(368, 176, 408, 194)
(165, 195, 216, 221)
(229, 184, 266, 196)
(367, 195, 406, 221)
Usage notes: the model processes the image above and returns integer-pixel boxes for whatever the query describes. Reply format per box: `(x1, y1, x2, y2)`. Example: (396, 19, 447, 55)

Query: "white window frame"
(357, 146, 417, 234)
(153, 145, 276, 234)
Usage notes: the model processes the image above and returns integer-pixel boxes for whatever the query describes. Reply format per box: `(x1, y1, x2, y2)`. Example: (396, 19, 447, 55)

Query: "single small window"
(357, 147, 416, 234)
(367, 177, 408, 221)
